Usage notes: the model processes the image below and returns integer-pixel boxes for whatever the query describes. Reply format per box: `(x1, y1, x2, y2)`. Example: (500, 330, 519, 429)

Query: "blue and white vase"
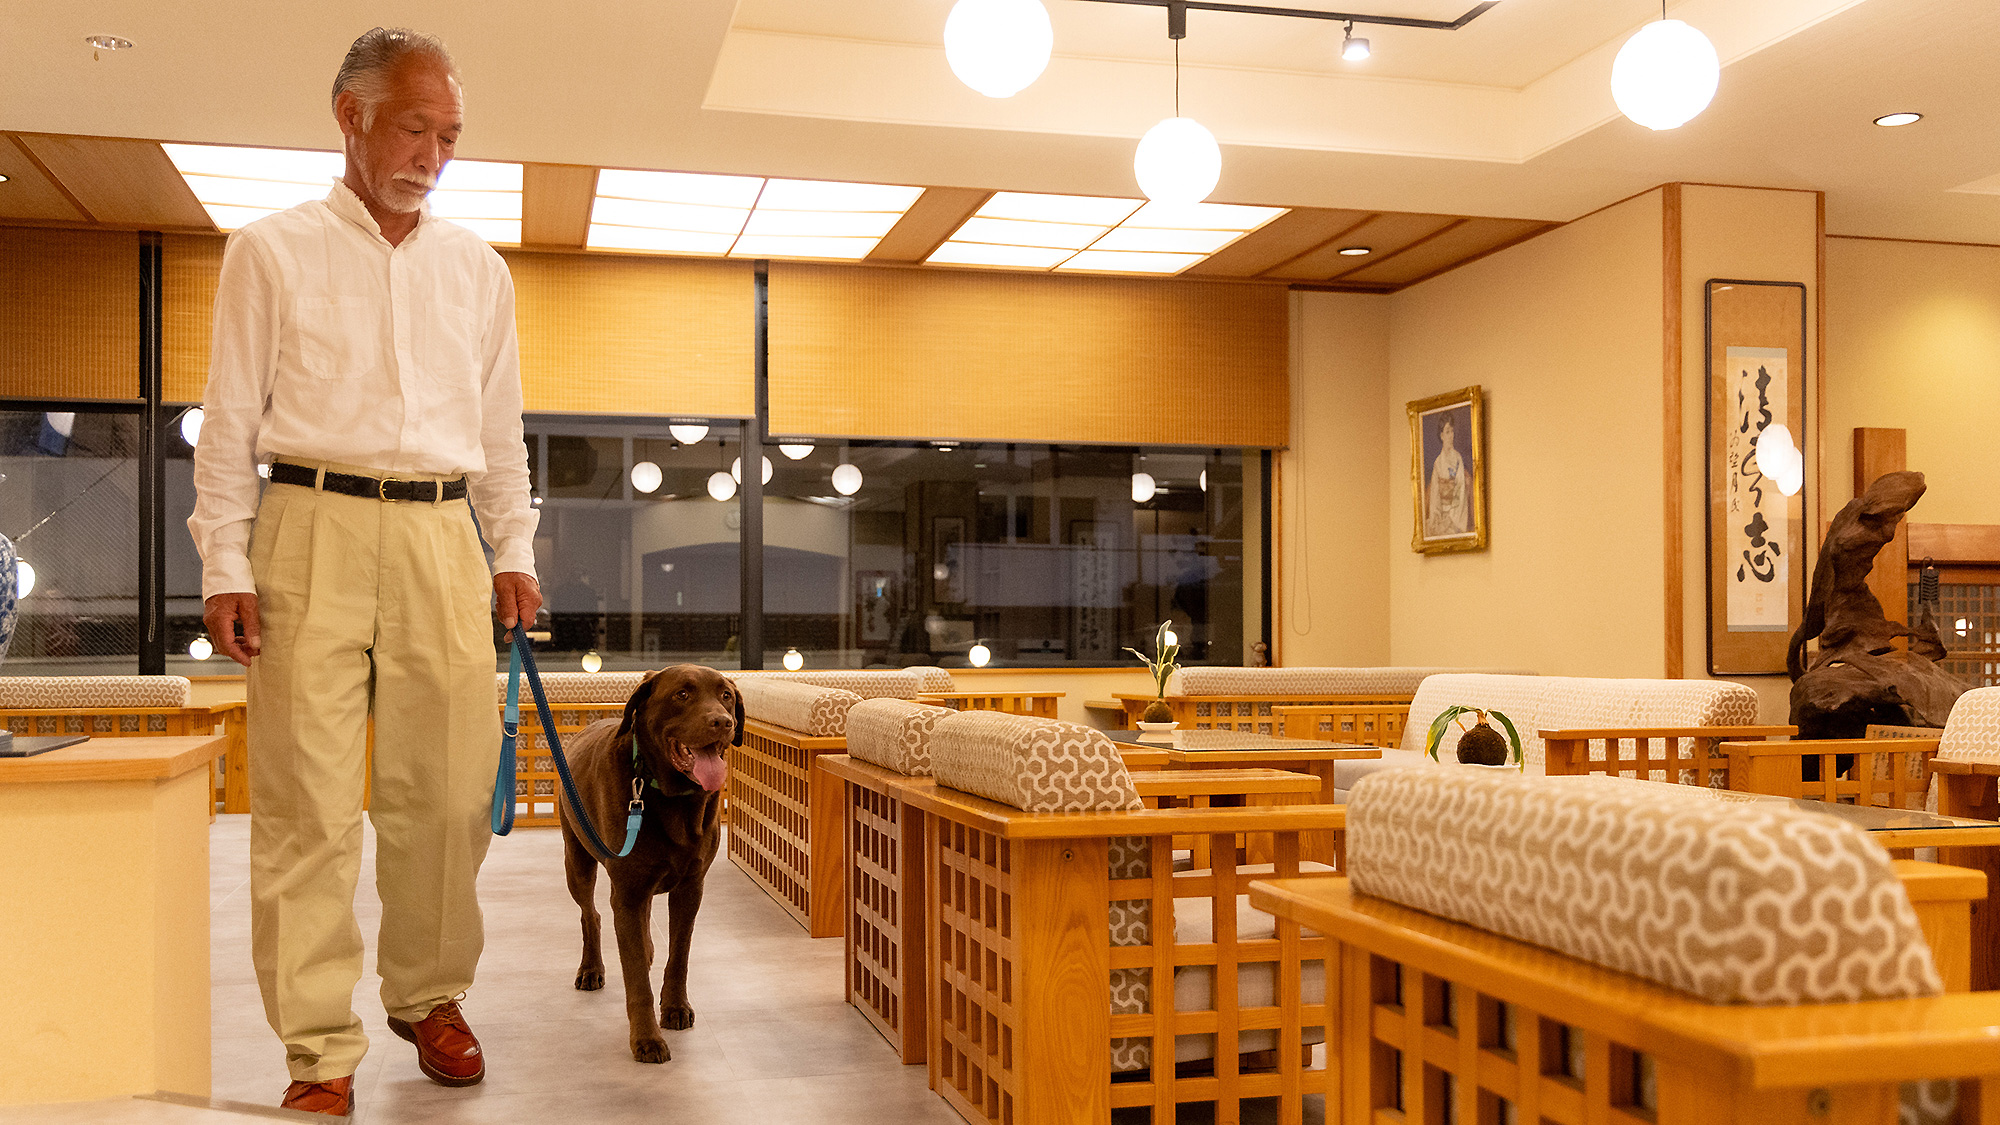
(0, 534, 19, 665)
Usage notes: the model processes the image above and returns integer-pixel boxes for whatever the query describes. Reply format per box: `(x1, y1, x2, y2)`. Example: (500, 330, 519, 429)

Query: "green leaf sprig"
(1422, 705, 1525, 769)
(1123, 620, 1180, 698)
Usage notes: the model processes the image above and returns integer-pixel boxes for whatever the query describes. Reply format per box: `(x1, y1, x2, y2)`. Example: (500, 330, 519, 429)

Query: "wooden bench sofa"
(1280, 673, 1792, 796)
(1249, 767, 1998, 1124)
(859, 708, 1349, 1123)
(1122, 666, 1526, 736)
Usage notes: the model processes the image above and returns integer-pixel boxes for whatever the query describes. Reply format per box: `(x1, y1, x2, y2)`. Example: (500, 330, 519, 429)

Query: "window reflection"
(0, 410, 142, 674)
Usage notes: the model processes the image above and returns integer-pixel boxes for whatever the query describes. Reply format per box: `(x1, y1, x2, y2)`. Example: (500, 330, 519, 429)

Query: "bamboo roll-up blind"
(163, 233, 224, 403)
(0, 228, 140, 400)
(767, 263, 1289, 447)
(503, 250, 753, 417)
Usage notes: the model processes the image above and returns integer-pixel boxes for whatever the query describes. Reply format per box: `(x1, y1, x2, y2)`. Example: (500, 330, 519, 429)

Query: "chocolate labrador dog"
(560, 665, 741, 1063)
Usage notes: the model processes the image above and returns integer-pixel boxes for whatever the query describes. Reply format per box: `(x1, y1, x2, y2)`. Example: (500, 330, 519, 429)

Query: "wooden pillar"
(1852, 428, 1909, 627)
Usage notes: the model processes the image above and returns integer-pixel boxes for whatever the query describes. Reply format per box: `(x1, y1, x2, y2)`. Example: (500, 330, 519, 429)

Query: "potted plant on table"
(1423, 706, 1525, 768)
(1125, 620, 1181, 729)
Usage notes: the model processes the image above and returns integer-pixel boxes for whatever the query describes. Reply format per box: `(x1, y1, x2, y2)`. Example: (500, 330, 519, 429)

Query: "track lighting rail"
(1073, 0, 1501, 33)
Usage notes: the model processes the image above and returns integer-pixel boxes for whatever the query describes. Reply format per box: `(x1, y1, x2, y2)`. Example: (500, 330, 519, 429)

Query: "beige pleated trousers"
(246, 460, 501, 1082)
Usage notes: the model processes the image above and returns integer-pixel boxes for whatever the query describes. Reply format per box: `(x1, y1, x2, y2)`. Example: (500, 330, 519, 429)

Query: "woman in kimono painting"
(1425, 415, 1471, 538)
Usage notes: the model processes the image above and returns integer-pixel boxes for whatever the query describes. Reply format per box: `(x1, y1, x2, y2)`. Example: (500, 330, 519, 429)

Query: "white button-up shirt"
(188, 181, 539, 598)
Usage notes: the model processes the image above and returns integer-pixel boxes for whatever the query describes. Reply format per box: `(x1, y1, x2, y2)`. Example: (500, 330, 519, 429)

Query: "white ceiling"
(3, 0, 1998, 244)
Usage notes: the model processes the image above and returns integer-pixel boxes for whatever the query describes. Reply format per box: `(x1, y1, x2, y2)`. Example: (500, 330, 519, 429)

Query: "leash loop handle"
(491, 627, 641, 858)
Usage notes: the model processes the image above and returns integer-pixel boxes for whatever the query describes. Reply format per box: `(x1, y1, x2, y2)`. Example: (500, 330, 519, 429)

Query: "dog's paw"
(631, 1037, 670, 1064)
(661, 1005, 695, 1031)
(574, 969, 604, 991)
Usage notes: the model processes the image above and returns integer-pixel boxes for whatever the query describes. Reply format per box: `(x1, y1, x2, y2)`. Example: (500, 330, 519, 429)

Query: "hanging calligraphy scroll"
(1705, 279, 1808, 675)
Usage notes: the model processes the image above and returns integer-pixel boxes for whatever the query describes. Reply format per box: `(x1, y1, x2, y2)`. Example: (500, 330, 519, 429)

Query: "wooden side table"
(0, 735, 227, 1104)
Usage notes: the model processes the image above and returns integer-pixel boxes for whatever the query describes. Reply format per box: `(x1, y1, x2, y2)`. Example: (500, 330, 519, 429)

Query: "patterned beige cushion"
(735, 678, 862, 738)
(1347, 769, 1941, 1005)
(904, 666, 955, 692)
(1936, 686, 2000, 763)
(0, 676, 192, 709)
(1166, 666, 1530, 697)
(845, 698, 953, 776)
(492, 671, 646, 705)
(1395, 674, 1762, 771)
(931, 711, 1142, 812)
(732, 669, 925, 699)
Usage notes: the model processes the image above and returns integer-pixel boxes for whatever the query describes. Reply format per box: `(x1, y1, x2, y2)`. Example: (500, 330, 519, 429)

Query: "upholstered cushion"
(904, 666, 955, 692)
(845, 698, 953, 776)
(733, 669, 925, 699)
(1392, 674, 1762, 770)
(1165, 666, 1530, 698)
(1936, 686, 2000, 763)
(1346, 769, 1941, 1005)
(0, 675, 191, 709)
(735, 678, 863, 738)
(932, 711, 1141, 812)
(493, 671, 646, 705)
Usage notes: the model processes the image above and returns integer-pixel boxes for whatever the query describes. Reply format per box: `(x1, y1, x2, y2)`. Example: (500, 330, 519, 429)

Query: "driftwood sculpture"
(1787, 470, 1965, 738)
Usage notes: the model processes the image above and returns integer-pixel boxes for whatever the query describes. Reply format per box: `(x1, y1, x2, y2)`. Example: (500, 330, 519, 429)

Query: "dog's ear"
(617, 672, 662, 743)
(732, 682, 745, 747)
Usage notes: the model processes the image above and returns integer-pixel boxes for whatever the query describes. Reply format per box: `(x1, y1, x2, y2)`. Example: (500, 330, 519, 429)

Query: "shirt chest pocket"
(421, 303, 485, 389)
(293, 296, 380, 381)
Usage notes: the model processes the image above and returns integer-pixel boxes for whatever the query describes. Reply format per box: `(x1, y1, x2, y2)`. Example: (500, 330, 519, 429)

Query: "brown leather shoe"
(280, 1075, 353, 1116)
(387, 1000, 485, 1087)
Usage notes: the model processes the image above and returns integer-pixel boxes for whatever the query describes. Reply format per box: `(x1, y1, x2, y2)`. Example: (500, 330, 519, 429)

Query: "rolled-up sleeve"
(465, 261, 539, 579)
(187, 231, 279, 600)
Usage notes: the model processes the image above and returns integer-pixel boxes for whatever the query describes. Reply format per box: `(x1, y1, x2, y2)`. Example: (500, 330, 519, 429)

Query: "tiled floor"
(5, 815, 958, 1125)
(6, 816, 1321, 1124)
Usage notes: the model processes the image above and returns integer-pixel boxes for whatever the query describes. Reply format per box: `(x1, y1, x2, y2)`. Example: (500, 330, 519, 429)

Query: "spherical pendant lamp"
(945, 0, 1054, 99)
(629, 460, 663, 494)
(1134, 117, 1221, 204)
(1611, 19, 1720, 131)
(707, 471, 737, 502)
(830, 464, 865, 496)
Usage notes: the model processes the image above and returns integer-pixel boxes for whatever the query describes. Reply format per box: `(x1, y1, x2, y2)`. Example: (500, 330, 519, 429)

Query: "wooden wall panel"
(0, 228, 139, 400)
(768, 263, 1288, 447)
(163, 234, 224, 403)
(503, 250, 754, 417)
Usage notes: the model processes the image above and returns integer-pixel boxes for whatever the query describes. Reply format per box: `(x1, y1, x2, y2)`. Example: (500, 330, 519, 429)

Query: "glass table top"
(1690, 788, 1992, 834)
(1102, 729, 1372, 753)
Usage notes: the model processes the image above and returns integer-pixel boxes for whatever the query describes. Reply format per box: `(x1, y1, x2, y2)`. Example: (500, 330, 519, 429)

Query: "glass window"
(759, 441, 1249, 669)
(527, 416, 746, 672)
(0, 409, 142, 674)
(165, 404, 212, 674)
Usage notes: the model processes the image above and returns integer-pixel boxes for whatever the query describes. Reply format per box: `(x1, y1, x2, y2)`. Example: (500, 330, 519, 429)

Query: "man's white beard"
(379, 173, 436, 214)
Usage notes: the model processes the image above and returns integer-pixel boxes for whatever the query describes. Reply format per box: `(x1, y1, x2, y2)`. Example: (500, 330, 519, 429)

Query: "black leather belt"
(269, 461, 468, 502)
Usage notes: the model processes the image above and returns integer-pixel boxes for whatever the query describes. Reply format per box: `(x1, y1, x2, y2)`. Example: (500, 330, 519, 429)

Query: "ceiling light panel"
(589, 169, 922, 259)
(927, 190, 1285, 276)
(164, 144, 523, 243)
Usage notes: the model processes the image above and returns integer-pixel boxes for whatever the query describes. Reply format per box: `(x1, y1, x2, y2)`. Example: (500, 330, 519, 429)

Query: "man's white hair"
(331, 27, 459, 129)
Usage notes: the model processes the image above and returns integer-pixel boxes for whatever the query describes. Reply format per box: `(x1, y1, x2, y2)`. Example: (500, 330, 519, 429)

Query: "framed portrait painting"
(1408, 386, 1488, 554)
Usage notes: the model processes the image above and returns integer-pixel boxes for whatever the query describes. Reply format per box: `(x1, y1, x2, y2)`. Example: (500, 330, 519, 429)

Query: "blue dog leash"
(492, 626, 643, 858)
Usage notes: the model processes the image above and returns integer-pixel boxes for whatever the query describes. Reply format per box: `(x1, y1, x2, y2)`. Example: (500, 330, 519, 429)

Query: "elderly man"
(188, 28, 539, 1117)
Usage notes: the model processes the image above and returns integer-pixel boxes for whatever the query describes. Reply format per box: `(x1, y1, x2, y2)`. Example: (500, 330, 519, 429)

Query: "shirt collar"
(324, 178, 431, 244)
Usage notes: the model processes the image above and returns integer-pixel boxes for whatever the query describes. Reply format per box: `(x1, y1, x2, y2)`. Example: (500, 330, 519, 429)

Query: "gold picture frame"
(1408, 386, 1488, 554)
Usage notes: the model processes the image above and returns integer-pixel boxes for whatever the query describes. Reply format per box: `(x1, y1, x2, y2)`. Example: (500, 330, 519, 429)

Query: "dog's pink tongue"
(690, 754, 728, 791)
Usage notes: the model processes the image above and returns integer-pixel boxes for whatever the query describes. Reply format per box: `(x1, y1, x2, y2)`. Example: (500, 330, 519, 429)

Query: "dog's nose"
(709, 713, 733, 732)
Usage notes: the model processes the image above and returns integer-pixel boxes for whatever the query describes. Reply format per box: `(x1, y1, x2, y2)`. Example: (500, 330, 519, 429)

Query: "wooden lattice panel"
(727, 720, 847, 936)
(1724, 737, 1940, 810)
(918, 692, 1062, 719)
(847, 780, 925, 1062)
(1349, 952, 1656, 1125)
(1543, 727, 1792, 788)
(510, 702, 624, 828)
(1121, 694, 1414, 736)
(1277, 705, 1407, 748)
(927, 814, 1335, 1124)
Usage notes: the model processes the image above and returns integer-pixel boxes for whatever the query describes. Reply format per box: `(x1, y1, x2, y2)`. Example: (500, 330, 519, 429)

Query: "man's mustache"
(392, 173, 437, 192)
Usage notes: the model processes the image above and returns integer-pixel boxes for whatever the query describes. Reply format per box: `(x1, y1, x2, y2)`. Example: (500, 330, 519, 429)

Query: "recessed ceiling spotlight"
(0, 174, 10, 184)
(1338, 246, 1371, 256)
(1874, 112, 1922, 127)
(84, 35, 133, 51)
(1340, 22, 1371, 62)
